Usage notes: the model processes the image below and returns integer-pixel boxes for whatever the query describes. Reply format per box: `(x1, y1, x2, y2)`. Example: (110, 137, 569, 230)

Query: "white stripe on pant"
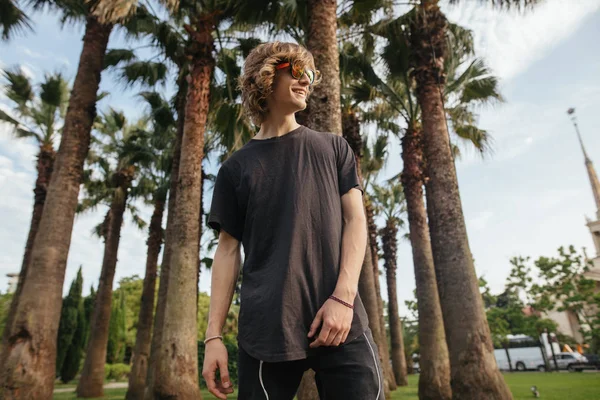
(364, 332, 382, 400)
(259, 360, 269, 399)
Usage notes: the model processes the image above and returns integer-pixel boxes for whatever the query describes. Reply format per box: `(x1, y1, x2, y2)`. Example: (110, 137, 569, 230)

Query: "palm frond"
(119, 61, 168, 87)
(40, 72, 69, 108)
(453, 124, 494, 157)
(2, 67, 33, 108)
(88, 0, 179, 24)
(103, 48, 137, 69)
(1, 0, 33, 40)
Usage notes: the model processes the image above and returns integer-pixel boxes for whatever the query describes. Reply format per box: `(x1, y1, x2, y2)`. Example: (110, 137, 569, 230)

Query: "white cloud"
(443, 0, 600, 81)
(19, 64, 35, 80)
(21, 48, 44, 59)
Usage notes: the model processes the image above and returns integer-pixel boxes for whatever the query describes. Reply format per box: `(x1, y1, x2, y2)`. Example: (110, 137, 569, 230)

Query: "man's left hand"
(307, 297, 354, 348)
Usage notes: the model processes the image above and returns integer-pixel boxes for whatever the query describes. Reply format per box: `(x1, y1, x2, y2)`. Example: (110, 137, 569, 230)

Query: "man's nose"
(298, 72, 310, 86)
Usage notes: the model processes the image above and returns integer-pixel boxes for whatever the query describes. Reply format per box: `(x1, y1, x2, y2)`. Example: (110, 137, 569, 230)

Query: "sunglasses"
(275, 62, 321, 85)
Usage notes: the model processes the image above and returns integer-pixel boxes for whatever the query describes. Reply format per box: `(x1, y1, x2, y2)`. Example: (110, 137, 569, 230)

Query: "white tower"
(568, 108, 600, 280)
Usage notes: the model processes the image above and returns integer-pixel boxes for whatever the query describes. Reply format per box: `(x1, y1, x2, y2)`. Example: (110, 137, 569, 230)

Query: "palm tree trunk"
(77, 173, 133, 398)
(401, 126, 451, 400)
(0, 16, 112, 399)
(358, 239, 392, 400)
(0, 144, 55, 354)
(380, 219, 408, 386)
(411, 3, 512, 399)
(126, 196, 165, 400)
(305, 0, 342, 135)
(364, 196, 397, 389)
(152, 16, 214, 398)
(145, 70, 186, 399)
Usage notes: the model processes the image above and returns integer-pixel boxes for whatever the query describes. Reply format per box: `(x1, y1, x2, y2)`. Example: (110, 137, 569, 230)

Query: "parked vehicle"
(493, 333, 560, 372)
(552, 352, 592, 372)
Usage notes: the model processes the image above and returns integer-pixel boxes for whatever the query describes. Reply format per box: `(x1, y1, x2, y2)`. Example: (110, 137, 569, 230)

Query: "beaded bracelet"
(329, 295, 354, 310)
(204, 335, 223, 345)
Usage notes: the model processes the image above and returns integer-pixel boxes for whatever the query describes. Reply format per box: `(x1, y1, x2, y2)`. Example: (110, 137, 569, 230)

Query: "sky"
(1, 0, 599, 317)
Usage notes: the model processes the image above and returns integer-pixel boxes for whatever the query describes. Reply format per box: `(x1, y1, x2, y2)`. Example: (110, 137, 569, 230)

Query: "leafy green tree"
(56, 267, 84, 373)
(525, 246, 600, 353)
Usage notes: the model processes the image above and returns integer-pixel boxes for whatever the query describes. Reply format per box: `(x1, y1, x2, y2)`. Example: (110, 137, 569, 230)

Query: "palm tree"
(76, 109, 152, 398)
(372, 182, 409, 386)
(356, 13, 503, 398)
(126, 92, 176, 400)
(151, 2, 221, 396)
(0, 1, 174, 396)
(406, 2, 526, 397)
(0, 0, 32, 40)
(102, 13, 192, 396)
(0, 69, 69, 354)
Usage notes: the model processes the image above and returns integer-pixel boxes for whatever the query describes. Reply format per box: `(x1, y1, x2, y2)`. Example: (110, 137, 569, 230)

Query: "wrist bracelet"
(329, 295, 354, 310)
(204, 335, 223, 345)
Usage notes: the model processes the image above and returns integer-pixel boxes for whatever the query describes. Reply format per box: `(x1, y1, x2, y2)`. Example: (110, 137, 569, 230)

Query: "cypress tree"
(60, 301, 86, 383)
(83, 285, 96, 349)
(106, 289, 127, 363)
(56, 266, 83, 373)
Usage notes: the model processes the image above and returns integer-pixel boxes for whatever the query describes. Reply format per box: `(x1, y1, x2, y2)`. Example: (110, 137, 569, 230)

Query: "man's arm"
(333, 187, 368, 304)
(308, 187, 367, 347)
(206, 230, 242, 336)
(202, 230, 241, 400)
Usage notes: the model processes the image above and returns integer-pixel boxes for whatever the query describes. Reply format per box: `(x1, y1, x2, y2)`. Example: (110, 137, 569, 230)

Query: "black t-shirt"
(207, 125, 369, 362)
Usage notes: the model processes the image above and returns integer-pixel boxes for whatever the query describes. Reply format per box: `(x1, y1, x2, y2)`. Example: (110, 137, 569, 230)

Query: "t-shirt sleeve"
(337, 137, 364, 196)
(207, 165, 244, 241)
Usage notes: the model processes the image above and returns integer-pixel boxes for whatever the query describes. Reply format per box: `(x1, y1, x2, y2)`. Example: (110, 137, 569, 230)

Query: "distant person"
(203, 41, 382, 400)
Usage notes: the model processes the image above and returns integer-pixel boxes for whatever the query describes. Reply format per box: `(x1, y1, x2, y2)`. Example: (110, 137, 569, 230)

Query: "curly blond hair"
(238, 41, 320, 126)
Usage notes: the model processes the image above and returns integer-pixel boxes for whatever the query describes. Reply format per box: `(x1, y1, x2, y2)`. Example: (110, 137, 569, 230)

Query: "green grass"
(53, 372, 599, 399)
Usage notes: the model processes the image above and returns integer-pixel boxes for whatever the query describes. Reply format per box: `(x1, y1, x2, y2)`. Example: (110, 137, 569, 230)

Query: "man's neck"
(255, 114, 300, 140)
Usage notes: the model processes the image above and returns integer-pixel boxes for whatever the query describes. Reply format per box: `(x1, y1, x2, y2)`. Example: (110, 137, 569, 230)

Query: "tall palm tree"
(102, 13, 192, 397)
(372, 182, 409, 386)
(0, 2, 173, 397)
(406, 2, 527, 397)
(126, 92, 176, 400)
(76, 109, 152, 398)
(0, 69, 69, 355)
(151, 2, 219, 396)
(357, 12, 503, 398)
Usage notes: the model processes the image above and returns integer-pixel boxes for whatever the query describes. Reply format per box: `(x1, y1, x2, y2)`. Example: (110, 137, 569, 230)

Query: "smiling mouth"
(292, 89, 307, 97)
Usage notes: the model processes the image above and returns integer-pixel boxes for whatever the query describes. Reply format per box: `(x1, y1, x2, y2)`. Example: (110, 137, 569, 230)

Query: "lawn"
(53, 372, 600, 399)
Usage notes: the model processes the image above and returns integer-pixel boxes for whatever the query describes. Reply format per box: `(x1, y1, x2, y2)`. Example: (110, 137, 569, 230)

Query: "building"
(546, 109, 600, 344)
(6, 273, 19, 294)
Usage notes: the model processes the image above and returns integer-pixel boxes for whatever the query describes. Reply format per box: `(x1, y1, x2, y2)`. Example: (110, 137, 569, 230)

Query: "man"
(203, 41, 383, 400)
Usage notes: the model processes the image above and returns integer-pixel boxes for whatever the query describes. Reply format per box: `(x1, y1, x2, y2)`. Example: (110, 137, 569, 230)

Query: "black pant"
(237, 328, 383, 400)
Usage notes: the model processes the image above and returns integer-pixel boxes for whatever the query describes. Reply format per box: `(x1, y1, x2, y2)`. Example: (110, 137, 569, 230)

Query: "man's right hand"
(202, 339, 234, 399)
